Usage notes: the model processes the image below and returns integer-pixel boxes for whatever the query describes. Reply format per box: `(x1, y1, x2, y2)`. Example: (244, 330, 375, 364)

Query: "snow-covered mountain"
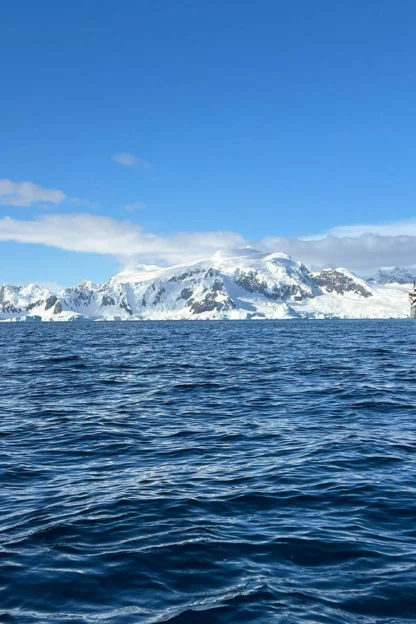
(0, 284, 53, 316)
(369, 266, 416, 285)
(0, 249, 411, 321)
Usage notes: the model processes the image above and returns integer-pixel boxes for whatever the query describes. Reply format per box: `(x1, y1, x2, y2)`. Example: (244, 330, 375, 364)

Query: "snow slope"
(0, 249, 411, 321)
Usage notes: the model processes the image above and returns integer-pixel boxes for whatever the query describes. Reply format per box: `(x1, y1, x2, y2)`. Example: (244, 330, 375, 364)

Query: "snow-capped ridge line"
(0, 251, 411, 321)
(369, 266, 416, 285)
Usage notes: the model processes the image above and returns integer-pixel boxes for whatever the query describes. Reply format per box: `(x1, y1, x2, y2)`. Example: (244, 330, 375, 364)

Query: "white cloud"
(0, 214, 246, 265)
(326, 218, 416, 238)
(124, 202, 147, 212)
(261, 234, 416, 273)
(112, 153, 152, 168)
(0, 213, 416, 274)
(0, 179, 66, 207)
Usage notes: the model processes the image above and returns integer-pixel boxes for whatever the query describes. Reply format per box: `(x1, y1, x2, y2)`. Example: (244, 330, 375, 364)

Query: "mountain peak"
(0, 256, 410, 321)
(369, 266, 416, 285)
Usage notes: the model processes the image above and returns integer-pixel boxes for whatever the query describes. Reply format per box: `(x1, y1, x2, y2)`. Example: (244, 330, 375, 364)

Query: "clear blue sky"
(1, 0, 416, 286)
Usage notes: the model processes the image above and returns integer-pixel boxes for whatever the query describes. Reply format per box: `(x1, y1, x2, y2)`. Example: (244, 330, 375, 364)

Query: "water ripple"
(0, 320, 416, 623)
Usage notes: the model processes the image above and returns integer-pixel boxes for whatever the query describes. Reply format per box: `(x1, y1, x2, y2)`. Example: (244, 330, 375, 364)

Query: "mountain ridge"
(368, 266, 416, 285)
(0, 249, 411, 321)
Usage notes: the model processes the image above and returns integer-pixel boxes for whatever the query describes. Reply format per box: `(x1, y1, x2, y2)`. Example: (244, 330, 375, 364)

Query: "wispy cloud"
(0, 213, 415, 273)
(261, 234, 416, 273)
(112, 153, 152, 168)
(326, 218, 416, 238)
(0, 179, 66, 207)
(124, 202, 147, 212)
(0, 214, 246, 265)
(69, 197, 101, 210)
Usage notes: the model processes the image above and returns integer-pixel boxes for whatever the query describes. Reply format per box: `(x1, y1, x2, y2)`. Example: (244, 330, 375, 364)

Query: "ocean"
(1, 320, 415, 623)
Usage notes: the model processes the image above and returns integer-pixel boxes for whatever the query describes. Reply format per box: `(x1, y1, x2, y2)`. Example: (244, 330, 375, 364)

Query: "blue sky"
(1, 0, 416, 287)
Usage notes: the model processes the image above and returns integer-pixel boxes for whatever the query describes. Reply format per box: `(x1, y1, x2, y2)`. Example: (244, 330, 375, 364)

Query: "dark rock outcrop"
(44, 295, 58, 311)
(313, 269, 372, 297)
(120, 300, 132, 315)
(179, 287, 194, 301)
(153, 287, 165, 306)
(189, 280, 235, 314)
(168, 269, 202, 283)
(234, 270, 313, 301)
(101, 295, 116, 306)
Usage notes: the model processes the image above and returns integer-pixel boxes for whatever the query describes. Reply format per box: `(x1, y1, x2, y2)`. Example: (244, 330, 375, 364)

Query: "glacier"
(0, 249, 412, 321)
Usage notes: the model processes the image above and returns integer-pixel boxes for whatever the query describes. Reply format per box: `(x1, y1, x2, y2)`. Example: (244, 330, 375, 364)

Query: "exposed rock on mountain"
(369, 267, 416, 285)
(0, 284, 52, 316)
(313, 268, 373, 297)
(0, 249, 410, 321)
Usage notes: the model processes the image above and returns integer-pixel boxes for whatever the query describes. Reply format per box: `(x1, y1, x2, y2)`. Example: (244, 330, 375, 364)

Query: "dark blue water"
(1, 321, 416, 623)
